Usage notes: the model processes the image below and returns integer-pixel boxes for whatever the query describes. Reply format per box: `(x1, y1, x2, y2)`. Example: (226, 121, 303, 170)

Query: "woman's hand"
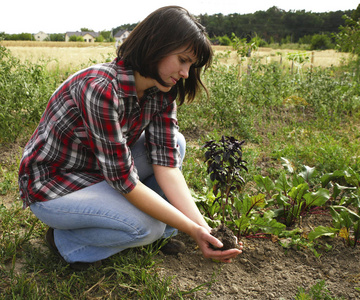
(192, 225, 243, 263)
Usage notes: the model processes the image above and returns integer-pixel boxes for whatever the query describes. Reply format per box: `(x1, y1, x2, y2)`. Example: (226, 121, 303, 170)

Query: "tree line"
(1, 5, 358, 45)
(199, 6, 355, 42)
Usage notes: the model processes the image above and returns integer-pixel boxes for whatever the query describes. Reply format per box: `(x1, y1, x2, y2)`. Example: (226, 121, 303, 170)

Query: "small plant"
(309, 167, 360, 247)
(202, 136, 247, 249)
(295, 280, 342, 300)
(203, 136, 248, 223)
(254, 159, 330, 227)
(201, 136, 286, 245)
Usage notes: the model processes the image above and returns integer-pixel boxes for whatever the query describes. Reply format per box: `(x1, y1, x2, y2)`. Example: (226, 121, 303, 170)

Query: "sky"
(1, 0, 359, 34)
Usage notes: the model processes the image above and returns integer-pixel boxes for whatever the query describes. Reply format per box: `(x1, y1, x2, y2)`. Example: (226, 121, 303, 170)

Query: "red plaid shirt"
(19, 59, 181, 208)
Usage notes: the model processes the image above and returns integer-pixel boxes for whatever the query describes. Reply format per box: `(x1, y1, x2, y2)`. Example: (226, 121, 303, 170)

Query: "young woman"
(18, 6, 242, 270)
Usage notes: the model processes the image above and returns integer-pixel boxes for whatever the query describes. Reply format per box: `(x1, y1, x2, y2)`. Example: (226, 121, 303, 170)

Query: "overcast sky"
(1, 0, 359, 34)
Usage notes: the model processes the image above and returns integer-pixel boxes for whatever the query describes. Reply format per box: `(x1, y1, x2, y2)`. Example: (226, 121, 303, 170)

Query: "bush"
(0, 46, 60, 143)
(96, 35, 104, 42)
(69, 35, 84, 42)
(218, 35, 232, 46)
(310, 34, 334, 50)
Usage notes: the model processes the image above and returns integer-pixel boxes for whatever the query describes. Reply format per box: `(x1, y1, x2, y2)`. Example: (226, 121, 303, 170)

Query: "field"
(1, 42, 360, 299)
(2, 41, 350, 71)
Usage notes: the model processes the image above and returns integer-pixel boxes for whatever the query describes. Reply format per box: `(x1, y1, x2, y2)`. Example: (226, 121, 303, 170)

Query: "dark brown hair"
(117, 6, 213, 105)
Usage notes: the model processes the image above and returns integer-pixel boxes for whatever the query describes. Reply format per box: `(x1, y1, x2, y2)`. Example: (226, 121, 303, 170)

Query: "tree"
(95, 35, 104, 42)
(310, 34, 334, 50)
(336, 15, 360, 77)
(49, 33, 65, 41)
(351, 4, 360, 21)
(69, 35, 84, 42)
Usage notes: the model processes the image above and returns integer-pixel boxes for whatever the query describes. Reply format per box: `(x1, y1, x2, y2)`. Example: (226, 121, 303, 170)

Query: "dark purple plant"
(203, 136, 248, 223)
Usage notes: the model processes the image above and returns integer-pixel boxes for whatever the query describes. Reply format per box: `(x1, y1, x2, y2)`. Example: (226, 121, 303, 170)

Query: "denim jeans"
(30, 132, 186, 263)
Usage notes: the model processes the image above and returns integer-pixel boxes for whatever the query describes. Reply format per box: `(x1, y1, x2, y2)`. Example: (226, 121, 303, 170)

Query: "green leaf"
(234, 215, 250, 232)
(321, 170, 346, 188)
(288, 183, 309, 203)
(333, 183, 356, 202)
(332, 205, 360, 222)
(241, 194, 252, 215)
(254, 175, 275, 194)
(251, 215, 286, 235)
(281, 157, 294, 173)
(251, 194, 266, 208)
(298, 165, 317, 182)
(274, 193, 291, 207)
(308, 226, 339, 241)
(275, 172, 291, 193)
(344, 167, 360, 188)
(303, 188, 330, 208)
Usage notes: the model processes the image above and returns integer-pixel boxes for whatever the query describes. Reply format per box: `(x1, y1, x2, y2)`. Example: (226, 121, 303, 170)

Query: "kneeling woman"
(18, 6, 242, 269)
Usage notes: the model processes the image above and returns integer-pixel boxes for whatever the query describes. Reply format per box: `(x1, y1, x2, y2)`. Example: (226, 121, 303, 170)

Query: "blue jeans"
(30, 132, 186, 263)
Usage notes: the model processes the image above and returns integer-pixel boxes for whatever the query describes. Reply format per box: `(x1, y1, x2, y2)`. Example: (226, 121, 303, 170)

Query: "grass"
(1, 43, 360, 298)
(0, 202, 207, 299)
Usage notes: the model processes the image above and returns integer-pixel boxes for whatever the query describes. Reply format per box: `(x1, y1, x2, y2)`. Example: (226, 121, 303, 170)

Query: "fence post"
(311, 51, 315, 73)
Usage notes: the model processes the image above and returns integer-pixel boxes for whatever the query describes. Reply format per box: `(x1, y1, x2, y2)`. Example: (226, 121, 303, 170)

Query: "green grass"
(1, 45, 360, 298)
(0, 203, 208, 299)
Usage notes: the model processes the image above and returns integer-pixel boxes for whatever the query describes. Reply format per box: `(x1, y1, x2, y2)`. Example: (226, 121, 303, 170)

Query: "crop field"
(2, 41, 351, 71)
(1, 42, 360, 299)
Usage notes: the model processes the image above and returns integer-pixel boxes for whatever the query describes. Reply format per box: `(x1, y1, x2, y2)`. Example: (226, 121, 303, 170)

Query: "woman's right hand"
(192, 225, 243, 263)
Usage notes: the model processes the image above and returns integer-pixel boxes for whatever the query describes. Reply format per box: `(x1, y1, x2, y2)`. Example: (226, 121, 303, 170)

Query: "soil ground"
(157, 213, 360, 299)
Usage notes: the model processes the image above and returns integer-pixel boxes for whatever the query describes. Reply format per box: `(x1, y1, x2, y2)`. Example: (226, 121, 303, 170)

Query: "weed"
(295, 280, 344, 300)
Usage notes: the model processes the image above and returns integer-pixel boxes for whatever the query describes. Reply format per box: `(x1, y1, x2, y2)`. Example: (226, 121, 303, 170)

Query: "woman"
(18, 6, 242, 270)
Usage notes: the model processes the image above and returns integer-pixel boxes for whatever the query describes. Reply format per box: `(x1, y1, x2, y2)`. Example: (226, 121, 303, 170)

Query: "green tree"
(310, 34, 334, 50)
(351, 4, 360, 21)
(336, 15, 360, 77)
(49, 33, 65, 41)
(69, 35, 84, 42)
(95, 35, 104, 42)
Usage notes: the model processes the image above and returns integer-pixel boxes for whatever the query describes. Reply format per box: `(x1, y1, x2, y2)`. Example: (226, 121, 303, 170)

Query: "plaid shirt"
(19, 59, 181, 208)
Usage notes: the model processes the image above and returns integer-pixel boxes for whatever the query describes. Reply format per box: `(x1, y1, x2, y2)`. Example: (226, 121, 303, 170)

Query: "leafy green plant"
(309, 167, 360, 247)
(254, 159, 330, 227)
(0, 46, 61, 143)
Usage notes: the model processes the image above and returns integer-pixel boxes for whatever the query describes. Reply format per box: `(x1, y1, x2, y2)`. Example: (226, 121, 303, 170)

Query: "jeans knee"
(140, 221, 166, 244)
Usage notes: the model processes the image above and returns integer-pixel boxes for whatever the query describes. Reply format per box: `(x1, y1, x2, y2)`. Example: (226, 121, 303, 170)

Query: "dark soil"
(210, 224, 239, 250)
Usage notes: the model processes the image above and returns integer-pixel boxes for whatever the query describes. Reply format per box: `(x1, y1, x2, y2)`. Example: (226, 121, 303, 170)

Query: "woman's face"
(155, 46, 197, 93)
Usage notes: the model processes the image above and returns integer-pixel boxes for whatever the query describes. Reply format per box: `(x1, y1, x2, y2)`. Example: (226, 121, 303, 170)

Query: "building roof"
(66, 31, 100, 38)
(114, 30, 129, 38)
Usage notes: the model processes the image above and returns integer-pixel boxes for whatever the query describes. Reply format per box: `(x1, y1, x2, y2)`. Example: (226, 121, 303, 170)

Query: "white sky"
(1, 0, 359, 34)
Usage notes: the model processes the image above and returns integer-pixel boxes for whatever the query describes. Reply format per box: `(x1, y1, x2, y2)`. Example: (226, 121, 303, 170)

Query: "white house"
(33, 31, 49, 41)
(114, 30, 130, 47)
(65, 31, 100, 42)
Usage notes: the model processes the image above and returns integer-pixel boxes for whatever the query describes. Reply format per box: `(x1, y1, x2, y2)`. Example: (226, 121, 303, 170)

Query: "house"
(114, 30, 130, 47)
(33, 31, 49, 41)
(65, 31, 100, 43)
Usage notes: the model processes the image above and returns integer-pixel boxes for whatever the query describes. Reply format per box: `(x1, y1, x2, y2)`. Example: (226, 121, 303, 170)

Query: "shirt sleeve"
(71, 76, 138, 194)
(145, 100, 182, 168)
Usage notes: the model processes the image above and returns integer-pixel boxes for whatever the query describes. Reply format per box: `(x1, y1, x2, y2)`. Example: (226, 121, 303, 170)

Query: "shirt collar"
(115, 59, 138, 98)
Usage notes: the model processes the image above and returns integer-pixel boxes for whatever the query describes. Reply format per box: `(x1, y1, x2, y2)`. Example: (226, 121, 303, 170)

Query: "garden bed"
(158, 213, 360, 299)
